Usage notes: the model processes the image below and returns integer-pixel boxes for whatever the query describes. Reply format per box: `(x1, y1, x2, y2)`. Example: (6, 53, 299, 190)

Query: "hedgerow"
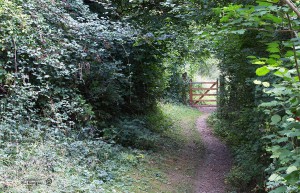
(212, 1, 300, 192)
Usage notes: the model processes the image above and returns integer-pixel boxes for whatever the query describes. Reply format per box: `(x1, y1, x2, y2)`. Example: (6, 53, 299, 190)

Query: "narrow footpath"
(195, 107, 232, 193)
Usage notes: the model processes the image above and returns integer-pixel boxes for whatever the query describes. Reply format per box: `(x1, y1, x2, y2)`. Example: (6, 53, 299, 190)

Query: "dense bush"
(103, 118, 161, 149)
(0, 0, 169, 134)
(208, 109, 268, 192)
(207, 30, 270, 191)
(213, 1, 300, 192)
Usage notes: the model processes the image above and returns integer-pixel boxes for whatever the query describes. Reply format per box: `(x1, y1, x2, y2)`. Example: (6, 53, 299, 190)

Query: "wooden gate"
(189, 80, 218, 107)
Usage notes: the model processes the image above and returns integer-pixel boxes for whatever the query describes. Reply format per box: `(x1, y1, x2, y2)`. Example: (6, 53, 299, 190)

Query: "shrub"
(103, 118, 161, 149)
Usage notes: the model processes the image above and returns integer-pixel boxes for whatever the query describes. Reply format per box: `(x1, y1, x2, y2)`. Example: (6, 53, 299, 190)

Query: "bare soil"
(194, 107, 232, 193)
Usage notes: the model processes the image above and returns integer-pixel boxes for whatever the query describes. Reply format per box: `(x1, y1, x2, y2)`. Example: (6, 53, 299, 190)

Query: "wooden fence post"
(216, 78, 219, 107)
(189, 79, 193, 106)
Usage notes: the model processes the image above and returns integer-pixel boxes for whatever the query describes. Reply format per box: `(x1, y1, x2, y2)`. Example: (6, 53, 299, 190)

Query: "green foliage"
(159, 103, 202, 145)
(208, 110, 267, 192)
(0, 123, 152, 192)
(261, 82, 300, 192)
(95, 0, 223, 103)
(225, 166, 252, 191)
(0, 0, 99, 128)
(0, 1, 207, 191)
(103, 118, 161, 149)
(0, 0, 172, 138)
(0, 102, 203, 192)
(210, 31, 268, 192)
(215, 0, 300, 191)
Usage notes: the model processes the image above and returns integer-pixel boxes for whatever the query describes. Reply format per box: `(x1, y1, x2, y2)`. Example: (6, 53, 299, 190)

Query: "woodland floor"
(0, 105, 233, 193)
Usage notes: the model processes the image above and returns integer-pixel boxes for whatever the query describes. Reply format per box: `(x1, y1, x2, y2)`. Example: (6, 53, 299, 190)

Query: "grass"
(0, 103, 203, 192)
(127, 103, 203, 192)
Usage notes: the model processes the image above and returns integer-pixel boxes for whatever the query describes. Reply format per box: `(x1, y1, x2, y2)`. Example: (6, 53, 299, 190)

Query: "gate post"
(189, 79, 193, 106)
(216, 78, 219, 107)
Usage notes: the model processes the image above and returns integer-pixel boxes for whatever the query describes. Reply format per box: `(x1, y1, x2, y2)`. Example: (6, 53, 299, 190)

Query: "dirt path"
(194, 107, 232, 193)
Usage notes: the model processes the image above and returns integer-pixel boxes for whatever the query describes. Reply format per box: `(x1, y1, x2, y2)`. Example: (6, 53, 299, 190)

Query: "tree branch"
(286, 13, 300, 81)
(12, 37, 18, 74)
(246, 28, 300, 33)
(281, 0, 300, 18)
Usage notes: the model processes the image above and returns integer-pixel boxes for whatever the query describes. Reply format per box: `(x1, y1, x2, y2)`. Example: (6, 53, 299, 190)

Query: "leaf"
(220, 16, 229, 22)
(0, 69, 6, 76)
(285, 130, 300, 137)
(267, 47, 280, 53)
(269, 173, 283, 181)
(285, 50, 294, 57)
(262, 82, 270, 87)
(260, 100, 279, 107)
(276, 137, 288, 143)
(265, 134, 277, 138)
(286, 165, 297, 174)
(267, 42, 279, 48)
(285, 170, 300, 185)
(233, 29, 246, 34)
(271, 114, 281, 124)
(266, 58, 278, 65)
(253, 60, 265, 65)
(269, 54, 280, 59)
(274, 71, 283, 77)
(253, 80, 262, 84)
(256, 66, 270, 76)
(247, 56, 257, 59)
(267, 42, 280, 53)
(264, 14, 282, 24)
(257, 1, 273, 6)
(269, 186, 287, 193)
(287, 122, 300, 129)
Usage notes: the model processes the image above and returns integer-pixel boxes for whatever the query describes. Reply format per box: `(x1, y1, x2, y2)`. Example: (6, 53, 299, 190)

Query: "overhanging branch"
(281, 0, 300, 18)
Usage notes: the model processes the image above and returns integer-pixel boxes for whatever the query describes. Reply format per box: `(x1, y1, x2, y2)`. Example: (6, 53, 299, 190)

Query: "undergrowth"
(0, 103, 202, 192)
(207, 110, 268, 193)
